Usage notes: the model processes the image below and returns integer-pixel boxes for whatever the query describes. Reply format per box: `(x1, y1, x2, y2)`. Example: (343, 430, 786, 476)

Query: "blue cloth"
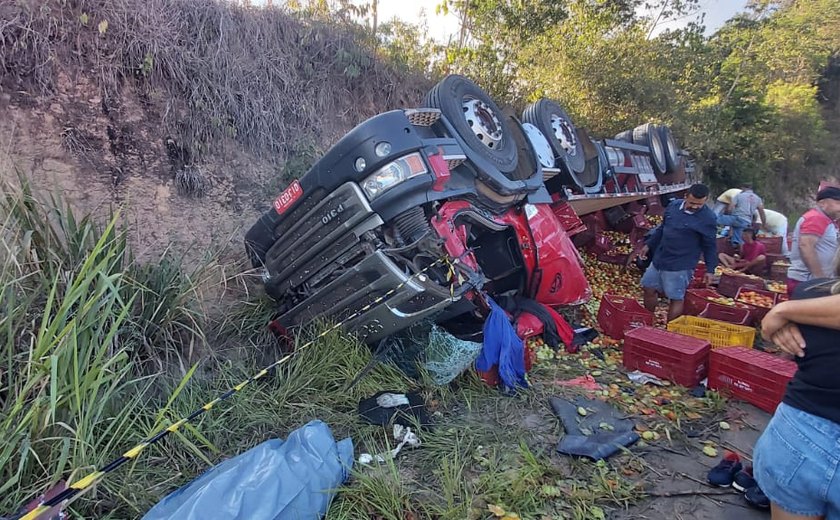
(754, 403, 840, 518)
(640, 264, 694, 300)
(142, 420, 353, 520)
(717, 214, 750, 246)
(647, 199, 718, 272)
(476, 296, 528, 391)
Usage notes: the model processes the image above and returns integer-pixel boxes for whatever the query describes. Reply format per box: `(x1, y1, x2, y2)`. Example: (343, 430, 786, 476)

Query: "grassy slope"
(1, 177, 735, 519)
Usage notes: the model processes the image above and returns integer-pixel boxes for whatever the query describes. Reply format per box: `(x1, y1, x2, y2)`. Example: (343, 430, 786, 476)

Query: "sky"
(375, 0, 750, 42)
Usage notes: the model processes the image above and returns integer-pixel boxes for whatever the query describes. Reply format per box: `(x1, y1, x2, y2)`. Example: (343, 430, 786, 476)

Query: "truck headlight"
(361, 152, 428, 200)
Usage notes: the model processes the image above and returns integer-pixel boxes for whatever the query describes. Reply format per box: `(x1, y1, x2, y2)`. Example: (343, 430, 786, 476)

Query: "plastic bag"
(383, 320, 481, 385)
(142, 420, 353, 520)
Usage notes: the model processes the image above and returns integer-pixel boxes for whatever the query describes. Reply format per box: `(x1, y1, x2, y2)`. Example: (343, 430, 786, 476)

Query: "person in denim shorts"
(755, 251, 840, 520)
(634, 184, 718, 321)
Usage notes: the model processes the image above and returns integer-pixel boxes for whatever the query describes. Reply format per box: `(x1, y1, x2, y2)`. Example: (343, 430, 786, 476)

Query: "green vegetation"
(310, 0, 840, 214)
(2, 0, 838, 518)
(0, 177, 651, 519)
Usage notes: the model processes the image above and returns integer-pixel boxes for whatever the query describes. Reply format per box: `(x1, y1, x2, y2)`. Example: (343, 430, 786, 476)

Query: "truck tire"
(632, 123, 667, 177)
(505, 113, 539, 181)
(659, 125, 680, 174)
(614, 130, 634, 142)
(424, 75, 519, 175)
(593, 140, 612, 180)
(522, 99, 586, 175)
(575, 128, 603, 193)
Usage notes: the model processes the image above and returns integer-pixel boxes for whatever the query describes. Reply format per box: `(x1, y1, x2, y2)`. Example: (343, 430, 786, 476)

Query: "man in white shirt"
(755, 208, 790, 255)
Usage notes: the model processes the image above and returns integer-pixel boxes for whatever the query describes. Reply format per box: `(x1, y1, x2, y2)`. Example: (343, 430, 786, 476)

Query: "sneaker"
(733, 466, 757, 492)
(707, 451, 743, 488)
(745, 485, 771, 510)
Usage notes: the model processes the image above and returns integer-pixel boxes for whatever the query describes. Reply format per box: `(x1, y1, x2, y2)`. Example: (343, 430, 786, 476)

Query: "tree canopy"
(289, 0, 840, 214)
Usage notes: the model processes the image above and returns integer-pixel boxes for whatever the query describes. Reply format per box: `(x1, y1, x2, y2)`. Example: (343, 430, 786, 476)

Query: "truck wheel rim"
(550, 114, 577, 156)
(462, 97, 503, 149)
(522, 123, 555, 168)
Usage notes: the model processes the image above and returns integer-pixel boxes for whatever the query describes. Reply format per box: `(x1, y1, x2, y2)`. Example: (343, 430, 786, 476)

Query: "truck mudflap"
(278, 250, 457, 344)
(263, 182, 383, 293)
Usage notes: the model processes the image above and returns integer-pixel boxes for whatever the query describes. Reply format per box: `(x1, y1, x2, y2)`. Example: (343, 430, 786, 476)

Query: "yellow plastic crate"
(667, 315, 755, 349)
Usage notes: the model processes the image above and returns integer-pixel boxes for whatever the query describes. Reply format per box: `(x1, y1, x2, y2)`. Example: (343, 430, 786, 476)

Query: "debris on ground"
(358, 391, 430, 427)
(358, 424, 421, 464)
(550, 396, 640, 460)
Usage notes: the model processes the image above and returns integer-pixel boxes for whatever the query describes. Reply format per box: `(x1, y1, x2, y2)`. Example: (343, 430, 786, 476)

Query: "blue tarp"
(142, 420, 353, 520)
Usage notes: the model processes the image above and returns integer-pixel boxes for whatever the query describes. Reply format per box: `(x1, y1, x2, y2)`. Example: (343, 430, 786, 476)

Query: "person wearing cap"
(787, 187, 840, 295)
(717, 183, 767, 248)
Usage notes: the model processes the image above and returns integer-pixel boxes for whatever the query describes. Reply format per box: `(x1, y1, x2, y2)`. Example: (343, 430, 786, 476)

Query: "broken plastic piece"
(627, 370, 665, 386)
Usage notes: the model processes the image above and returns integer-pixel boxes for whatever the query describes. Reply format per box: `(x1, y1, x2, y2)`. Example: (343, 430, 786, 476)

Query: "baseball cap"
(816, 187, 840, 201)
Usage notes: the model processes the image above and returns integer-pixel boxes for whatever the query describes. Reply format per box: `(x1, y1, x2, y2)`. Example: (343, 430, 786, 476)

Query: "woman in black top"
(753, 267, 840, 520)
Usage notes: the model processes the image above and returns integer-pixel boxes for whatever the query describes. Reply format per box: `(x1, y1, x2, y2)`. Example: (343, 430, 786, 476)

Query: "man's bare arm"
(798, 234, 825, 278)
(738, 254, 766, 272)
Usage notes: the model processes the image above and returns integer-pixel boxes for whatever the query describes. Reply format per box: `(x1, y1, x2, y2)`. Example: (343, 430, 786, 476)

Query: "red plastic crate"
(623, 327, 711, 387)
(625, 200, 647, 215)
(688, 263, 707, 289)
(588, 233, 612, 255)
(597, 293, 654, 339)
(698, 303, 752, 326)
(717, 272, 765, 298)
(685, 288, 719, 315)
(581, 212, 608, 235)
(735, 287, 778, 322)
(615, 213, 649, 233)
(758, 236, 783, 255)
(644, 195, 665, 216)
(716, 237, 736, 256)
(551, 201, 586, 236)
(684, 288, 750, 317)
(708, 347, 797, 413)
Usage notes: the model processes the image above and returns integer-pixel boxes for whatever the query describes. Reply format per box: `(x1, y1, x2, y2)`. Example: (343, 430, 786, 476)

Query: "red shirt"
(742, 241, 766, 262)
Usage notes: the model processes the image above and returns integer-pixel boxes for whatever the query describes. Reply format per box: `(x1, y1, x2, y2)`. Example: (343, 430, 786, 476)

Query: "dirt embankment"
(0, 0, 431, 261)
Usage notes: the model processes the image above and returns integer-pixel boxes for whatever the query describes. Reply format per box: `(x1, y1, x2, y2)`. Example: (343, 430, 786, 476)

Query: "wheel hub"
(462, 97, 503, 149)
(522, 123, 555, 168)
(550, 114, 577, 156)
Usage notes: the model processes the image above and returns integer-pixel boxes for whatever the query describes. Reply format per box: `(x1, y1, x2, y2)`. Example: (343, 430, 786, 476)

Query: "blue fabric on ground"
(142, 420, 353, 520)
(476, 296, 528, 391)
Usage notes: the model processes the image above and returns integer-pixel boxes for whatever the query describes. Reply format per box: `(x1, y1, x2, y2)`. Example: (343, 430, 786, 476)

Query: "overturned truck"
(244, 75, 692, 345)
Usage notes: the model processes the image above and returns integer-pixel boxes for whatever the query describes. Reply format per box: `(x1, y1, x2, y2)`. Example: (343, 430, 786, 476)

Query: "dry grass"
(0, 0, 432, 172)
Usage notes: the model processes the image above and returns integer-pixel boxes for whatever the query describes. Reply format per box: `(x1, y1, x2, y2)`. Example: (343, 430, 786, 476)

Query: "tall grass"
(0, 180, 212, 515)
(0, 178, 415, 517)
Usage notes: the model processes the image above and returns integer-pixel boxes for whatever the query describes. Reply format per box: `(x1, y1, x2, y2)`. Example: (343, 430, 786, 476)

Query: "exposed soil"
(1, 73, 302, 264)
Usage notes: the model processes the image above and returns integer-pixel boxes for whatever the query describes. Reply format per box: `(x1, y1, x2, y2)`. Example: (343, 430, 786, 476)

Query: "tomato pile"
(767, 281, 786, 294)
(737, 290, 774, 308)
